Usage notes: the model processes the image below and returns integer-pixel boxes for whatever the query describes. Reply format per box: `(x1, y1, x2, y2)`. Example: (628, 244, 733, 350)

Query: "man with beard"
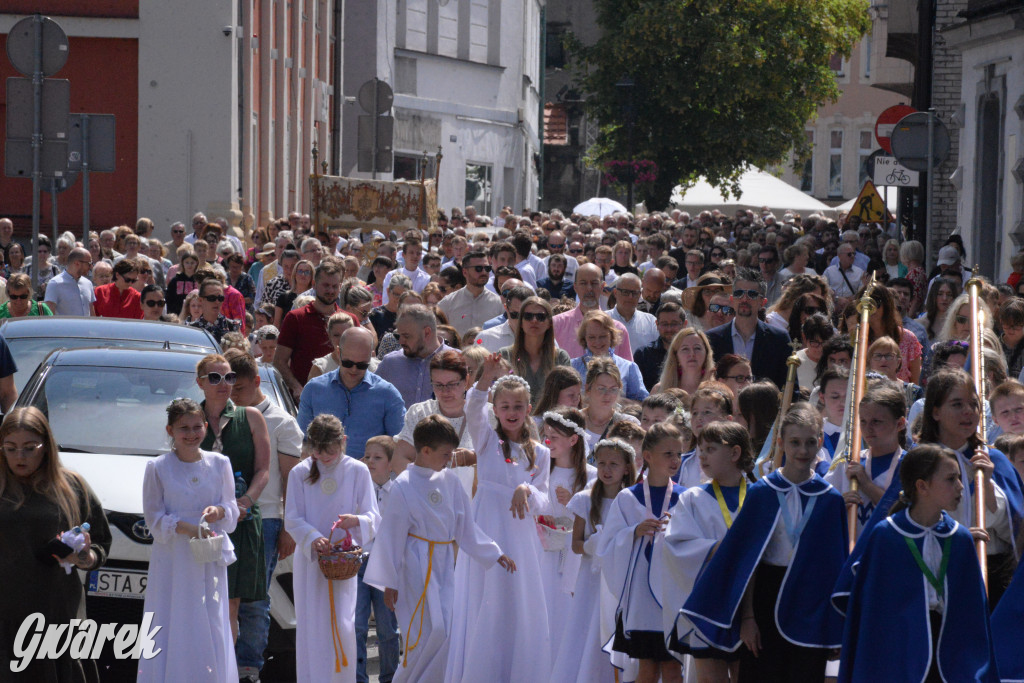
(437, 249, 503, 336)
(633, 302, 686, 391)
(376, 304, 450, 407)
(705, 268, 790, 388)
(274, 260, 346, 401)
(553, 263, 632, 359)
(536, 253, 575, 300)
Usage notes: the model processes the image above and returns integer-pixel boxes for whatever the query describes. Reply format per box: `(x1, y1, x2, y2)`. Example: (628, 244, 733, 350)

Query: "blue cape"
(680, 470, 848, 650)
(845, 446, 1024, 581)
(832, 510, 998, 683)
(992, 553, 1024, 679)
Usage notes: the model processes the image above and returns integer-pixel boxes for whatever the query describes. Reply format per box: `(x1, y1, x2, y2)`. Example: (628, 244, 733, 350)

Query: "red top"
(222, 285, 247, 333)
(1009, 272, 1021, 290)
(278, 302, 343, 384)
(93, 283, 144, 319)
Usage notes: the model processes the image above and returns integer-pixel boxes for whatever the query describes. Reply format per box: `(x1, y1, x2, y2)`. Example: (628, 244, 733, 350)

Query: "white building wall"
(137, 0, 241, 229)
(946, 13, 1024, 281)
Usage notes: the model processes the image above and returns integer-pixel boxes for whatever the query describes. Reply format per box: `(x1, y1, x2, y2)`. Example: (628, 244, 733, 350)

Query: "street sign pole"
(50, 177, 58, 243)
(31, 15, 43, 291)
(926, 107, 935, 251)
(82, 114, 90, 241)
(371, 79, 379, 180)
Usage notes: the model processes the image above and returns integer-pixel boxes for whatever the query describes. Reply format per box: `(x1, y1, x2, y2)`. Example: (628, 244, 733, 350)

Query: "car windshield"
(7, 337, 213, 393)
(29, 365, 204, 455)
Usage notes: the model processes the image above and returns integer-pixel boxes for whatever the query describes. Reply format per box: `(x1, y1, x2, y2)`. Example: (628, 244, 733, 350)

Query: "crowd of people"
(4, 203, 1024, 682)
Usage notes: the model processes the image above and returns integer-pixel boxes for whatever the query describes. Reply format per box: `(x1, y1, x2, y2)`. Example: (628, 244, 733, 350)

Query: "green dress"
(201, 399, 267, 601)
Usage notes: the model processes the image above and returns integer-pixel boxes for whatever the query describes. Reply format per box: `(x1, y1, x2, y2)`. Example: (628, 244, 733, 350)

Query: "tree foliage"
(570, 0, 871, 205)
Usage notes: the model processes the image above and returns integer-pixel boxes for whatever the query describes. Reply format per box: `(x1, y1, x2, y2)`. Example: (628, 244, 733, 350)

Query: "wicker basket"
(318, 524, 364, 581)
(190, 514, 225, 564)
(535, 515, 573, 552)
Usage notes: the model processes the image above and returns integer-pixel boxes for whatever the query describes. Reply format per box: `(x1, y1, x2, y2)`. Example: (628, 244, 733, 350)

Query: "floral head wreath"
(594, 438, 636, 462)
(672, 405, 692, 429)
(489, 374, 532, 400)
(542, 411, 588, 440)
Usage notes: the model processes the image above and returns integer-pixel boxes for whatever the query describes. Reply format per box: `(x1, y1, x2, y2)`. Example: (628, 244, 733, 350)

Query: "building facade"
(341, 0, 544, 219)
(945, 1, 1024, 280)
(0, 0, 338, 239)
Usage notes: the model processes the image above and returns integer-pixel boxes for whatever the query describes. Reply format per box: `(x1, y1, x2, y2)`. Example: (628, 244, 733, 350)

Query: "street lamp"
(615, 76, 636, 211)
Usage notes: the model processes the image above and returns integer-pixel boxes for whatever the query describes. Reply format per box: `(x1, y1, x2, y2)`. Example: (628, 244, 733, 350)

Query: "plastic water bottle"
(235, 471, 248, 520)
(59, 522, 91, 574)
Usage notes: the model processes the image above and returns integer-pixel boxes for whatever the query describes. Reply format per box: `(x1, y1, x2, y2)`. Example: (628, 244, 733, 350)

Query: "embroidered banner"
(310, 175, 436, 234)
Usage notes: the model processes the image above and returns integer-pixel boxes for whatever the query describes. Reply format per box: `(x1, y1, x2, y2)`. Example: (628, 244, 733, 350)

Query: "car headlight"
(106, 511, 153, 545)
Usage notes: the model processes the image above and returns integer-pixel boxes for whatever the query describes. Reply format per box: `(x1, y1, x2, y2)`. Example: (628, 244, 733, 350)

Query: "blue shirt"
(376, 343, 450, 408)
(730, 320, 756, 361)
(297, 369, 405, 458)
(482, 313, 506, 330)
(570, 350, 649, 401)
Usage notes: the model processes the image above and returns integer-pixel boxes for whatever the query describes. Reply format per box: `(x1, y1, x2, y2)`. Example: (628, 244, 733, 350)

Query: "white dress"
(395, 399, 476, 498)
(363, 465, 502, 682)
(540, 464, 597, 660)
(285, 456, 381, 683)
(549, 491, 617, 683)
(444, 387, 553, 682)
(138, 450, 239, 683)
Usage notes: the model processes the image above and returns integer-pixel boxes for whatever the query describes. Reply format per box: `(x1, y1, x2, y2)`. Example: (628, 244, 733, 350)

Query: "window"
(465, 163, 492, 216)
(828, 130, 843, 198)
(829, 53, 847, 78)
(394, 154, 436, 181)
(800, 131, 814, 193)
(862, 34, 872, 79)
(858, 130, 874, 186)
(546, 24, 567, 69)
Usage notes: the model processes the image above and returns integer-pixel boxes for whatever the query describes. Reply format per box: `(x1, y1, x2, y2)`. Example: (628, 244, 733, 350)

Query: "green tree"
(570, 0, 870, 206)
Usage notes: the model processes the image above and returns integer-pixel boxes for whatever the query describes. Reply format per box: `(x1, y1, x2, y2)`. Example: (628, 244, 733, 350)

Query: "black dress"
(0, 474, 111, 682)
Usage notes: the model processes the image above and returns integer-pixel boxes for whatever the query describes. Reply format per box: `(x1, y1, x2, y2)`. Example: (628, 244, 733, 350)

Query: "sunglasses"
(139, 269, 153, 275)
(758, 257, 777, 264)
(340, 359, 371, 370)
(548, 242, 565, 249)
(521, 311, 549, 322)
(956, 315, 970, 325)
(569, 248, 584, 254)
(7, 293, 29, 300)
(708, 303, 735, 315)
(468, 265, 492, 273)
(732, 289, 761, 300)
(203, 295, 226, 303)
(200, 371, 237, 385)
(507, 310, 520, 320)
(144, 299, 166, 308)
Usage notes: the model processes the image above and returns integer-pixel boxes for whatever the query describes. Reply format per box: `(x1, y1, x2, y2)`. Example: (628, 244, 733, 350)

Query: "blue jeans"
(236, 516, 282, 673)
(356, 559, 400, 683)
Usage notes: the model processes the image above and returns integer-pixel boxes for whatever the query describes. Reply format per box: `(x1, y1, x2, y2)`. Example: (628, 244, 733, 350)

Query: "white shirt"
(824, 264, 865, 299)
(437, 286, 504, 337)
(608, 306, 659, 355)
(475, 322, 515, 352)
(44, 269, 95, 316)
(381, 266, 431, 305)
(513, 259, 538, 288)
(254, 396, 304, 519)
(396, 399, 473, 452)
(527, 252, 547, 281)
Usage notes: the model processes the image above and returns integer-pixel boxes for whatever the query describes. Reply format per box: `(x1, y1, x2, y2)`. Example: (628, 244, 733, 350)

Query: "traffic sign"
(67, 114, 117, 173)
(873, 155, 920, 188)
(875, 105, 916, 155)
(6, 15, 68, 77)
(5, 77, 70, 140)
(849, 180, 891, 223)
(890, 112, 950, 172)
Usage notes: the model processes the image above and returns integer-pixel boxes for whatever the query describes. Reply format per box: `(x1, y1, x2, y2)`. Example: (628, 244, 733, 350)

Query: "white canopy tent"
(670, 167, 833, 216)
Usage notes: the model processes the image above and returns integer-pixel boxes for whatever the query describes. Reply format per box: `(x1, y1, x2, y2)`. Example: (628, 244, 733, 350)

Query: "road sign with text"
(873, 155, 919, 188)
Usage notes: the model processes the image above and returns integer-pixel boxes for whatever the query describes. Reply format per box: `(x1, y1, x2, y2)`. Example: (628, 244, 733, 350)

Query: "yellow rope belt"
(403, 533, 455, 667)
(329, 580, 348, 671)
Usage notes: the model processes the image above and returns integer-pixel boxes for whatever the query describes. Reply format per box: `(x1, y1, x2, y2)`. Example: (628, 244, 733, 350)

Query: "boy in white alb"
(364, 416, 516, 683)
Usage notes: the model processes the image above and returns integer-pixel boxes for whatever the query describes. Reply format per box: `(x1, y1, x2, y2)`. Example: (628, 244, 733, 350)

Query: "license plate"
(88, 568, 147, 599)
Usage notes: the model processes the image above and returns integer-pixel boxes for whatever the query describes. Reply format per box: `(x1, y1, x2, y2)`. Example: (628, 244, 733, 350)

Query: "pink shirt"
(553, 306, 632, 360)
(222, 285, 247, 334)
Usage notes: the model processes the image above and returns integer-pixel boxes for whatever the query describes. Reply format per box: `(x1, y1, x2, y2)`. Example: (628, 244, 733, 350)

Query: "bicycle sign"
(873, 155, 919, 187)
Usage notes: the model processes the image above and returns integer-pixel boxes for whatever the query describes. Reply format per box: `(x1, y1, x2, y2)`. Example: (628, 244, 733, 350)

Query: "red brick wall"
(0, 34, 138, 235)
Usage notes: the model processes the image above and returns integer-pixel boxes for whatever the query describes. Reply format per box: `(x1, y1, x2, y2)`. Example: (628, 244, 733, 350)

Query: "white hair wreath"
(542, 411, 588, 440)
(594, 438, 636, 462)
(488, 374, 532, 399)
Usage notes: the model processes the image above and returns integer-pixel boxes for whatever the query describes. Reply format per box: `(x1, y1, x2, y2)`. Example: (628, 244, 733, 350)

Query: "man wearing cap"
(824, 243, 866, 310)
(927, 244, 971, 296)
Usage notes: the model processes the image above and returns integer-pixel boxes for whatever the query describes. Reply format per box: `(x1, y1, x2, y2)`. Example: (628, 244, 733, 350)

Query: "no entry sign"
(875, 105, 917, 155)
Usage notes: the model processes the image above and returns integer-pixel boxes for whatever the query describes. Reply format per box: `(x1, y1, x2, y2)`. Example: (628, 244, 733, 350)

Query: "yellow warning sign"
(849, 180, 892, 223)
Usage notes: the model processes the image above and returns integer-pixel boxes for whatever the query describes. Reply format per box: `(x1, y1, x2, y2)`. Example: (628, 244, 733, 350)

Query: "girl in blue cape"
(681, 403, 848, 682)
(832, 444, 998, 682)
(853, 369, 1024, 607)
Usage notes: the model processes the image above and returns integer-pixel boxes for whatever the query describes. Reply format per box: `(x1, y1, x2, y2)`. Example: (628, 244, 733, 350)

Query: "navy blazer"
(705, 320, 792, 389)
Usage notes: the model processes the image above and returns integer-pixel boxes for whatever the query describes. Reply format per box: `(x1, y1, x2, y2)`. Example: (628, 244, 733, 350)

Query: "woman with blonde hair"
(500, 296, 570, 402)
(900, 239, 927, 316)
(0, 407, 111, 681)
(655, 328, 714, 395)
(580, 358, 640, 451)
(937, 292, 993, 345)
(569, 309, 648, 401)
(0, 273, 51, 318)
(274, 259, 315, 328)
